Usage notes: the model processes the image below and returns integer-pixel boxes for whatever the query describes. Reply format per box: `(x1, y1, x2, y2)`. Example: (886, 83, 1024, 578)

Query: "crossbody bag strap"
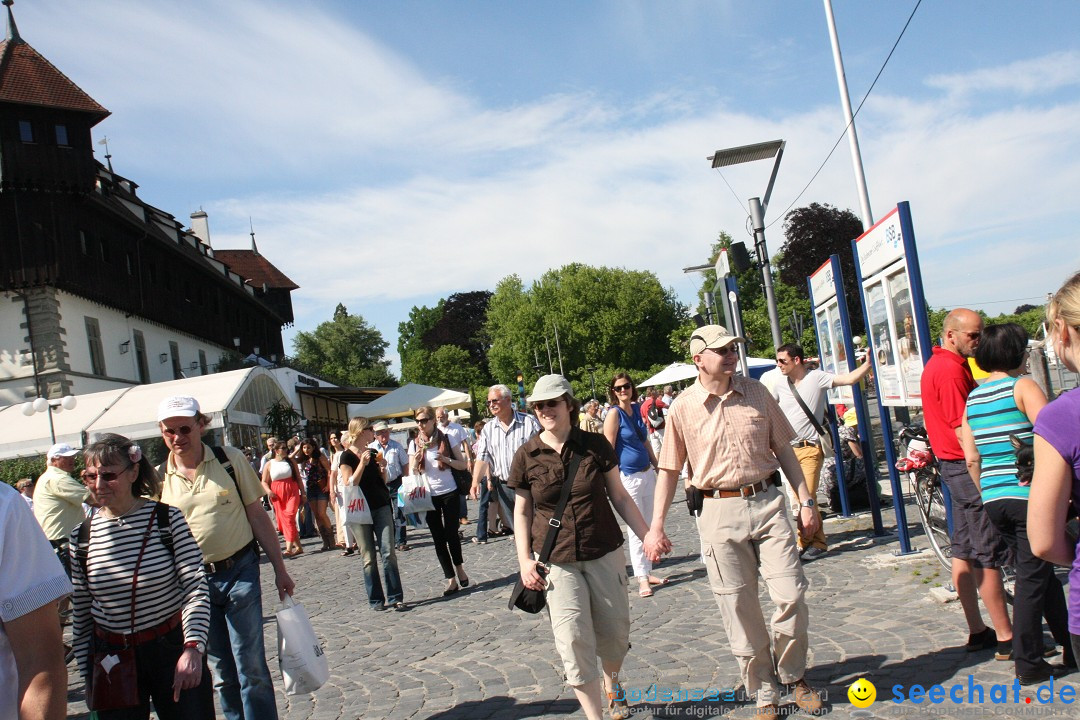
(535, 450, 585, 566)
(787, 377, 826, 436)
(127, 505, 159, 641)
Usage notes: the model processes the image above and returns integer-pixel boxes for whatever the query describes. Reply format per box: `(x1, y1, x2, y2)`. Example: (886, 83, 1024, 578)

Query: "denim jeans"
(476, 479, 515, 541)
(388, 479, 408, 546)
(206, 547, 279, 720)
(347, 504, 403, 607)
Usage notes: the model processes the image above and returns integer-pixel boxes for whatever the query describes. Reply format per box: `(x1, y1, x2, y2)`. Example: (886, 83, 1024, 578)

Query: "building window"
(80, 231, 88, 255)
(126, 252, 134, 275)
(55, 124, 69, 146)
(199, 350, 208, 375)
(99, 237, 110, 262)
(85, 317, 106, 376)
(18, 120, 33, 143)
(133, 330, 149, 384)
(169, 341, 182, 380)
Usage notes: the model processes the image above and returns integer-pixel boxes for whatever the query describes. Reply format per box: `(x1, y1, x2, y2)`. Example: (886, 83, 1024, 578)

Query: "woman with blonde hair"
(409, 405, 470, 596)
(1029, 270, 1080, 670)
(340, 418, 404, 610)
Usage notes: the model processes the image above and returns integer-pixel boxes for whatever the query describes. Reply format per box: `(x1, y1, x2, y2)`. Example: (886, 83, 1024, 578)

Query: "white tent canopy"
(349, 383, 471, 419)
(637, 358, 777, 388)
(0, 367, 288, 460)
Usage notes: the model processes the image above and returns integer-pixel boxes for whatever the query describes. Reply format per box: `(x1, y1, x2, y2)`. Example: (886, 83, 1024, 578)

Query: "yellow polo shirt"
(32, 465, 89, 542)
(160, 444, 264, 563)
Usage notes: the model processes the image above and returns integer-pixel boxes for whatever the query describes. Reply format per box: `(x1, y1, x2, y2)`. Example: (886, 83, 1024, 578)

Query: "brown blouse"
(507, 426, 624, 564)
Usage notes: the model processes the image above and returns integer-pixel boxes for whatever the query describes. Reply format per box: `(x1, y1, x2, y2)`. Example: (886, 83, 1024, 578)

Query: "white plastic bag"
(342, 484, 372, 525)
(276, 596, 328, 695)
(398, 473, 436, 515)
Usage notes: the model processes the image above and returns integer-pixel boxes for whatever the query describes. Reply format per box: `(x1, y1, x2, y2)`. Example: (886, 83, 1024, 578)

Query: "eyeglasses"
(705, 345, 737, 357)
(161, 424, 194, 436)
(486, 398, 504, 405)
(415, 416, 432, 423)
(533, 399, 564, 410)
(612, 383, 633, 393)
(83, 465, 132, 483)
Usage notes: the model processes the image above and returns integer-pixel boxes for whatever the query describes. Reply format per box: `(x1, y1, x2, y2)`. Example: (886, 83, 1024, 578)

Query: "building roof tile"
(214, 250, 300, 291)
(0, 37, 109, 121)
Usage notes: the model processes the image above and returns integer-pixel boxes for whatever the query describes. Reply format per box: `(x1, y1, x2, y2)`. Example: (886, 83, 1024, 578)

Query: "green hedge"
(1, 455, 49, 488)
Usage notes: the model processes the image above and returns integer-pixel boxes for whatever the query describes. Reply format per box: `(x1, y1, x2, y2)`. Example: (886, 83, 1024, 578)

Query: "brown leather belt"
(700, 472, 779, 499)
(95, 611, 181, 646)
(791, 440, 820, 448)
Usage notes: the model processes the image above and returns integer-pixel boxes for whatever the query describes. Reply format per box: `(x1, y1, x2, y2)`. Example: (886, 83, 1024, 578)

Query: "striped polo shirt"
(966, 376, 1031, 503)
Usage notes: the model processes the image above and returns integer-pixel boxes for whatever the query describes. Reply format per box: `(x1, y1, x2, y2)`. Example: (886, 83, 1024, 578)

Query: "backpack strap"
(210, 445, 245, 505)
(76, 516, 92, 580)
(155, 501, 174, 558)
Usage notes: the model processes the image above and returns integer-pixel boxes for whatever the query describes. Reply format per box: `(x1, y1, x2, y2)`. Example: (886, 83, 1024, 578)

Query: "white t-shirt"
(770, 369, 835, 442)
(0, 484, 72, 718)
(438, 421, 470, 452)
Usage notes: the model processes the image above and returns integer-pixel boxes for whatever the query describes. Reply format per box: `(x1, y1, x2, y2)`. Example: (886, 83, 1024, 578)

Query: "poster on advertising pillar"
(853, 202, 933, 408)
(808, 261, 853, 406)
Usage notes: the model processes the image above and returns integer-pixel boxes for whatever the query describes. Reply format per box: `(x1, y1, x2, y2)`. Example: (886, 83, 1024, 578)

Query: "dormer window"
(18, 121, 34, 143)
(55, 124, 69, 146)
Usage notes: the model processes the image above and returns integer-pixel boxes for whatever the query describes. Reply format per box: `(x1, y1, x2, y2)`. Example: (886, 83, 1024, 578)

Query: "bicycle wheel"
(913, 471, 952, 571)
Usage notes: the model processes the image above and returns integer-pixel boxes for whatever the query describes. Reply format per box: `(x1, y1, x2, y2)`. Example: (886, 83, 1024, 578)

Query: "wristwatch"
(184, 640, 206, 654)
(801, 498, 816, 509)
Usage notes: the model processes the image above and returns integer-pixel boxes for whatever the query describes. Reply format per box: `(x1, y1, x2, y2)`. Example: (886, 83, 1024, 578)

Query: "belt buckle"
(740, 482, 757, 498)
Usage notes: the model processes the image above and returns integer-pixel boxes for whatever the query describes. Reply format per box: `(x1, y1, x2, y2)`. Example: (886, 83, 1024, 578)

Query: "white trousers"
(619, 467, 656, 578)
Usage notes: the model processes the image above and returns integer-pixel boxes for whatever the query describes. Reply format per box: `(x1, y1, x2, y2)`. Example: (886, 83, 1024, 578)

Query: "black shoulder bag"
(787, 377, 835, 455)
(508, 450, 584, 613)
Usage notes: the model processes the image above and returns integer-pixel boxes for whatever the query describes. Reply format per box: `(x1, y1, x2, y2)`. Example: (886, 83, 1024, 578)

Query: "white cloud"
(926, 50, 1080, 97)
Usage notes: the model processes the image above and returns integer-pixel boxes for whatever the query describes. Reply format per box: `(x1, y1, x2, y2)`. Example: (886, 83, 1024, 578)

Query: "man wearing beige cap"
(644, 326, 823, 719)
(156, 395, 293, 720)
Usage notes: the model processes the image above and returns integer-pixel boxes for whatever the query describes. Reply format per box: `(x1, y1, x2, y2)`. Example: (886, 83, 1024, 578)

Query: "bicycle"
(895, 424, 1015, 601)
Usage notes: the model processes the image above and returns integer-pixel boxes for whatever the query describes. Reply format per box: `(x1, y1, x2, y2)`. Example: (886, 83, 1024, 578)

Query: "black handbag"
(508, 451, 584, 613)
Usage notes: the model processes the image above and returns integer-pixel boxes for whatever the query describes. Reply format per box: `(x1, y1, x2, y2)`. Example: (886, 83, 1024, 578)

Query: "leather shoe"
(965, 626, 997, 652)
(1018, 662, 1071, 686)
(792, 680, 823, 712)
(755, 704, 779, 719)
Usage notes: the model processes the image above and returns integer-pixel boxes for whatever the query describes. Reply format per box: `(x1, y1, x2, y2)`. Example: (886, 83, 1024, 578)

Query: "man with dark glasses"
(644, 326, 824, 719)
(157, 396, 295, 720)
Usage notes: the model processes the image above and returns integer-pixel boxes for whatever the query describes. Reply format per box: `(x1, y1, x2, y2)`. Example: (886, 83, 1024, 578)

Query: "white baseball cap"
(47, 442, 79, 459)
(157, 396, 200, 422)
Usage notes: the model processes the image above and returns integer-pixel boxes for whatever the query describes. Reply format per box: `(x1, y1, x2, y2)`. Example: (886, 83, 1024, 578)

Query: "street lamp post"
(586, 366, 597, 400)
(22, 394, 77, 444)
(708, 140, 787, 350)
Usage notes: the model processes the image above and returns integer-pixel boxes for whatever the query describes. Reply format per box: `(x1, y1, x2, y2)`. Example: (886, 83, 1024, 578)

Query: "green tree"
(398, 302, 445, 384)
(293, 304, 396, 387)
(485, 264, 687, 386)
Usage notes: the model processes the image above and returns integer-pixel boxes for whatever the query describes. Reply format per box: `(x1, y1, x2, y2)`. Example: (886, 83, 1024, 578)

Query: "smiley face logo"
(848, 678, 876, 708)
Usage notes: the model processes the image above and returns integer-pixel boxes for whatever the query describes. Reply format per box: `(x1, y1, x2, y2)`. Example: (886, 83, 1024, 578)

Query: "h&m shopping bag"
(398, 473, 436, 514)
(342, 484, 372, 525)
(276, 596, 329, 695)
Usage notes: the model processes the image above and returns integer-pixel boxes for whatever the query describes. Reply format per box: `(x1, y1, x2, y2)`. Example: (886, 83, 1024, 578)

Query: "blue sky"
(18, 1, 1080, 374)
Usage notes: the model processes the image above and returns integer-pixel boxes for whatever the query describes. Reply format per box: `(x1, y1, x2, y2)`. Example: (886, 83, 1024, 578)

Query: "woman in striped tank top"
(960, 323, 1074, 684)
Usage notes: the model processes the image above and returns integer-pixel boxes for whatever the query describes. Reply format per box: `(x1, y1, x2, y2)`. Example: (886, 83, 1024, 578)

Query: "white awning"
(0, 367, 288, 460)
(349, 383, 471, 419)
(637, 358, 777, 387)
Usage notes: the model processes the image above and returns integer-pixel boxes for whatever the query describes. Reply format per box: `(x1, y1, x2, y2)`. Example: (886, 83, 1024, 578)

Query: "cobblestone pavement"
(67, 498, 1078, 719)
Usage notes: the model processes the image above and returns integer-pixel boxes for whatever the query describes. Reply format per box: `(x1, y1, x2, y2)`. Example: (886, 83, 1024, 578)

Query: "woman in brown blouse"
(508, 375, 650, 720)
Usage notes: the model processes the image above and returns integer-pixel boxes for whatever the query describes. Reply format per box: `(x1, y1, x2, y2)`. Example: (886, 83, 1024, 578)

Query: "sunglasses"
(612, 383, 633, 392)
(415, 416, 432, 423)
(961, 331, 981, 340)
(705, 345, 737, 357)
(83, 465, 132, 483)
(162, 424, 194, 436)
(533, 399, 564, 410)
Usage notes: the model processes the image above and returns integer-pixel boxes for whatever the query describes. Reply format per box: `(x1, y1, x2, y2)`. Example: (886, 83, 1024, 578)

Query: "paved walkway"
(67, 498, 1078, 719)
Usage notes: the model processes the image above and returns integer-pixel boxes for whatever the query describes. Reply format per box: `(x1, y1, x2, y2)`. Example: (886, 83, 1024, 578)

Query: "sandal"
(638, 585, 654, 598)
(607, 689, 631, 720)
(647, 576, 669, 586)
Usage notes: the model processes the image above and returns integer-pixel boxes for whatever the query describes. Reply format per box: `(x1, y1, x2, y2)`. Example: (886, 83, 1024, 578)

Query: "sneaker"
(966, 627, 997, 652)
(792, 680, 823, 712)
(471, 537, 487, 544)
(801, 546, 827, 561)
(996, 640, 1014, 661)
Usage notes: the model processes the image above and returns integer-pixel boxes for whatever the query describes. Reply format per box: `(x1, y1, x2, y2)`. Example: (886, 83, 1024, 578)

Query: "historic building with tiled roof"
(0, 1, 297, 404)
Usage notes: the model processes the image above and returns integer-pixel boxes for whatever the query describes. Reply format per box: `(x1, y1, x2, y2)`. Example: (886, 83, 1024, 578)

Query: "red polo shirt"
(920, 345, 975, 461)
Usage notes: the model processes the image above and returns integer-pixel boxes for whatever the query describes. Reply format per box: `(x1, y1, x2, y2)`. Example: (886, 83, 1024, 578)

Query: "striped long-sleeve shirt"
(70, 501, 210, 678)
